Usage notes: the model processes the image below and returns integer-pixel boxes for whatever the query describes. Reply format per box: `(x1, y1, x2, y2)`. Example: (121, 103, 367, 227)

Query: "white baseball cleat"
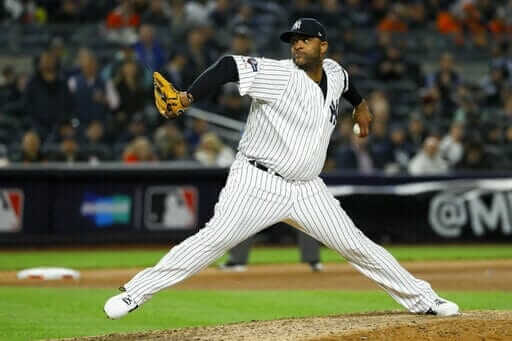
(309, 261, 324, 272)
(104, 292, 138, 319)
(218, 262, 247, 272)
(425, 298, 460, 317)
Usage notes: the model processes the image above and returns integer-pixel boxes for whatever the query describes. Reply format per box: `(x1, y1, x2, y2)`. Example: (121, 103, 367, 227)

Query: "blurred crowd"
(0, 0, 511, 175)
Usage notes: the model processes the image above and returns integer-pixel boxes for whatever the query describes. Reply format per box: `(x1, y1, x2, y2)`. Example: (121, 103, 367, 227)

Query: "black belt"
(248, 160, 283, 178)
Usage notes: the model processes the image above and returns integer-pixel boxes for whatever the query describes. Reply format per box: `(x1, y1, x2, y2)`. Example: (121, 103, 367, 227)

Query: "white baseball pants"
(124, 158, 439, 313)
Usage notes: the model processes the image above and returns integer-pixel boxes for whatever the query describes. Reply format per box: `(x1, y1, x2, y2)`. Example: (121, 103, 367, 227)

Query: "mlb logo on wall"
(0, 189, 23, 232)
(145, 186, 198, 230)
(81, 193, 131, 227)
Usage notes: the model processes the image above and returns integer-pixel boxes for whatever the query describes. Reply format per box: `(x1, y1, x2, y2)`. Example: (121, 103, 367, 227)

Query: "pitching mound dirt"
(55, 311, 512, 341)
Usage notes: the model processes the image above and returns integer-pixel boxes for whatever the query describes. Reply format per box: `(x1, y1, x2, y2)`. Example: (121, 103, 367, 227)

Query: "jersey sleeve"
(323, 58, 349, 98)
(232, 55, 290, 102)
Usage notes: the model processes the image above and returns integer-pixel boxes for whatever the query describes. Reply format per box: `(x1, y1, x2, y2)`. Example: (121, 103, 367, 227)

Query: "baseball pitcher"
(105, 18, 459, 319)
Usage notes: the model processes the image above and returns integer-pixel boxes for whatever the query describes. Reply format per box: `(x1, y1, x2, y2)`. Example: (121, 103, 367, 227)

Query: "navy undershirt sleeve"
(342, 78, 363, 107)
(187, 55, 239, 101)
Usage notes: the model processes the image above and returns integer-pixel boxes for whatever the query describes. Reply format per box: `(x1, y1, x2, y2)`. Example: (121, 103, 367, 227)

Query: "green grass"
(1, 245, 512, 270)
(1, 287, 510, 341)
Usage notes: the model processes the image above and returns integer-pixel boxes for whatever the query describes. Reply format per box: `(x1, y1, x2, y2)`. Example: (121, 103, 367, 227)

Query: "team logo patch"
(0, 189, 23, 232)
(292, 20, 302, 31)
(145, 186, 198, 230)
(247, 58, 258, 72)
(329, 99, 340, 125)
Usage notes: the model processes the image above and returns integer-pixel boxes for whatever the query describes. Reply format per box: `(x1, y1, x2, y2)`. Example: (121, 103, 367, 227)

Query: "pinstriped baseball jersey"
(233, 55, 348, 181)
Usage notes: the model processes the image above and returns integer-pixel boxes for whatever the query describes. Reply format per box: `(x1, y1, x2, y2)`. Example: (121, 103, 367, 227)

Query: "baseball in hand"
(353, 123, 361, 136)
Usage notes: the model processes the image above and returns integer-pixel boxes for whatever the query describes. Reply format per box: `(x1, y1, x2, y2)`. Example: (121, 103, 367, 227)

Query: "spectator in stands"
(439, 121, 465, 166)
(112, 58, 148, 130)
(490, 42, 512, 83)
(289, 0, 319, 21)
(141, 0, 172, 26)
(105, 0, 141, 44)
(117, 113, 148, 144)
(46, 119, 77, 144)
(100, 44, 138, 82)
(185, 117, 209, 150)
(343, 0, 373, 27)
(0, 65, 18, 102)
(153, 124, 192, 161)
(330, 115, 353, 149)
(83, 120, 112, 163)
(426, 53, 461, 113)
(182, 26, 217, 88)
(453, 84, 480, 127)
(370, 0, 389, 23)
(49, 137, 87, 163)
(385, 123, 413, 174)
(417, 88, 447, 131)
(228, 25, 254, 56)
(456, 140, 493, 171)
(0, 69, 28, 120)
(502, 125, 512, 168)
(49, 37, 74, 75)
(68, 50, 117, 128)
(52, 0, 81, 23)
(161, 51, 187, 90)
(406, 1, 428, 29)
(325, 115, 354, 171)
(24, 50, 74, 138)
(209, 0, 234, 31)
(169, 0, 188, 38)
(1, 0, 22, 22)
(194, 132, 235, 167)
(378, 5, 408, 32)
(123, 136, 157, 163)
(375, 45, 411, 81)
(503, 95, 512, 120)
(482, 121, 504, 163)
(318, 0, 343, 30)
(10, 131, 46, 163)
(368, 90, 390, 123)
(217, 83, 250, 121)
(488, 6, 511, 36)
(408, 136, 449, 175)
(133, 24, 167, 72)
(184, 0, 210, 27)
(369, 119, 393, 170)
(370, 31, 393, 64)
(406, 114, 428, 152)
(335, 134, 375, 174)
(480, 66, 509, 107)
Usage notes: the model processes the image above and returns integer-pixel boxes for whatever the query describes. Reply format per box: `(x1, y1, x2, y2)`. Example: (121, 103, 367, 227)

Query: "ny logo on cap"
(292, 20, 301, 31)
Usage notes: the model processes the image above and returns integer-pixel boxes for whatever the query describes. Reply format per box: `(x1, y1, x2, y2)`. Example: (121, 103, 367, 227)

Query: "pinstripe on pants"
(124, 156, 439, 312)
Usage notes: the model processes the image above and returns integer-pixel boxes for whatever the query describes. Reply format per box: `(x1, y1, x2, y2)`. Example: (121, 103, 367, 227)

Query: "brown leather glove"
(153, 72, 186, 119)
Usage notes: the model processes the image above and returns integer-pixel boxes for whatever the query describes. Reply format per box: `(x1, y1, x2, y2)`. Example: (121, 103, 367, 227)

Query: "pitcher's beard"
(293, 57, 322, 72)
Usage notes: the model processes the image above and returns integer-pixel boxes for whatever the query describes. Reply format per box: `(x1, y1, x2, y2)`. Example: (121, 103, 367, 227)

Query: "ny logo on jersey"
(292, 20, 302, 31)
(247, 58, 258, 72)
(329, 99, 340, 126)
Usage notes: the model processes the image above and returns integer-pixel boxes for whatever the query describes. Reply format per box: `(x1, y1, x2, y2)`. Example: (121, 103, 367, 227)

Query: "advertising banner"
(52, 184, 136, 232)
(1, 166, 510, 245)
(328, 178, 512, 243)
(0, 189, 23, 232)
(144, 186, 198, 230)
